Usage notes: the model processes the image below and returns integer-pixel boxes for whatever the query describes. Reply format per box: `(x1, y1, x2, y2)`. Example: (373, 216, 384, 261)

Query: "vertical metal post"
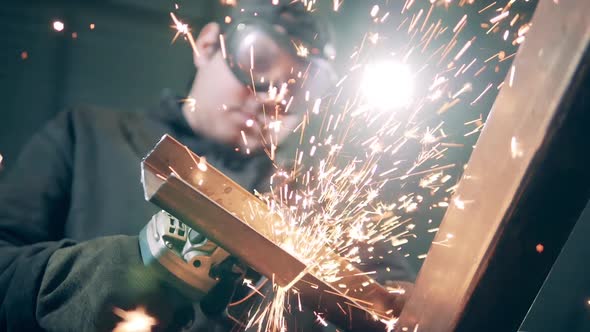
(395, 0, 590, 331)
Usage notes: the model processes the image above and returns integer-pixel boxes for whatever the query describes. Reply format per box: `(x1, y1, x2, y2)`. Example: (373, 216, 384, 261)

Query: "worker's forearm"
(37, 235, 195, 332)
(0, 238, 75, 331)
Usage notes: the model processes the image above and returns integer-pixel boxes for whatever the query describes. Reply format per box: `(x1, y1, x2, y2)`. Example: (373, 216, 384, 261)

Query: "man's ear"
(193, 22, 220, 68)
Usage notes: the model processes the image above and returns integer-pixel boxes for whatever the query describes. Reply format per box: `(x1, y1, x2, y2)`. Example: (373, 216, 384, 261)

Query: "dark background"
(0, 1, 588, 331)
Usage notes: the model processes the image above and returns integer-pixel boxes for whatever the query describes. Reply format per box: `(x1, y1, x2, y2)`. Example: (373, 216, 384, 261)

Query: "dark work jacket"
(0, 91, 414, 331)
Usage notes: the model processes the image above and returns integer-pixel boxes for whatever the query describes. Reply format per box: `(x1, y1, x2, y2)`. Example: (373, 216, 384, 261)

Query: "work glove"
(37, 235, 195, 332)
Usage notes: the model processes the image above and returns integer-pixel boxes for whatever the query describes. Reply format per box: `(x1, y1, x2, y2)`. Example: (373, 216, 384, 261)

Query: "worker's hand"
(138, 211, 248, 320)
(36, 235, 194, 332)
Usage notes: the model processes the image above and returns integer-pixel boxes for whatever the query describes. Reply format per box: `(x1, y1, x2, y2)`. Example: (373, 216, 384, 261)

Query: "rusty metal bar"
(395, 0, 590, 331)
(141, 134, 408, 331)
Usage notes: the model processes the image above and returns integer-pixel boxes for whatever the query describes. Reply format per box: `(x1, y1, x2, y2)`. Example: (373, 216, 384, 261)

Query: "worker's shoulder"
(47, 105, 160, 152)
(55, 104, 155, 138)
(62, 104, 170, 157)
(64, 104, 147, 127)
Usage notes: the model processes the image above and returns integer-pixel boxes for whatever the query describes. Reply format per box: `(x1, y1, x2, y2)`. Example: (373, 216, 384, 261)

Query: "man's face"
(183, 23, 302, 153)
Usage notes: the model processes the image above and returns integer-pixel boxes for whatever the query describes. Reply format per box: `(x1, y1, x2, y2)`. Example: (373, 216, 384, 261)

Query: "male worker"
(0, 1, 414, 331)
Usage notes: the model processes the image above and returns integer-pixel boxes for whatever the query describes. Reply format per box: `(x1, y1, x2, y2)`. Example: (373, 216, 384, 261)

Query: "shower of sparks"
(490, 11, 510, 24)
(197, 156, 208, 172)
(220, 34, 227, 59)
(181, 97, 197, 112)
(169, 0, 537, 330)
(314, 311, 329, 326)
(509, 65, 516, 87)
(112, 307, 156, 332)
(169, 12, 199, 57)
(382, 317, 398, 332)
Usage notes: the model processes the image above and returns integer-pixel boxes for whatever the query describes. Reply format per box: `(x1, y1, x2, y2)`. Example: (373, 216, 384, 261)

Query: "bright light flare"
(361, 61, 415, 110)
(113, 307, 156, 332)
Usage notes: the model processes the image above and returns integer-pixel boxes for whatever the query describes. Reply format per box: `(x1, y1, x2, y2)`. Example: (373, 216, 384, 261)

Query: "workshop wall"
(0, 1, 205, 168)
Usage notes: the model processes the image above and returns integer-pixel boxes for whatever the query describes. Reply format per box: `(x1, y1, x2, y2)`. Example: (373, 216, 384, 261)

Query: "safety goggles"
(223, 20, 337, 110)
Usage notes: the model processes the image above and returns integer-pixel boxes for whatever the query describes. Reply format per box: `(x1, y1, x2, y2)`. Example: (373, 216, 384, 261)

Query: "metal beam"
(395, 0, 590, 331)
(141, 135, 409, 331)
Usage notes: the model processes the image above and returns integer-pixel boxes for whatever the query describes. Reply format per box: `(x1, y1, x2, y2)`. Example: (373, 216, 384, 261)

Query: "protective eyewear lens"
(225, 22, 337, 101)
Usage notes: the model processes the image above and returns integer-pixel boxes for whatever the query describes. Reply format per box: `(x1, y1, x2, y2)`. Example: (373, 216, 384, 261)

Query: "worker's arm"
(0, 111, 192, 331)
